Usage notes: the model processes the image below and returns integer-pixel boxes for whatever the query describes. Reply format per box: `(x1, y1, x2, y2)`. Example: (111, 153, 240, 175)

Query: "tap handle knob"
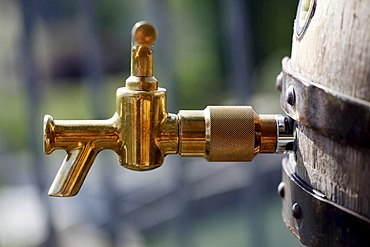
(132, 21, 157, 46)
(130, 21, 157, 77)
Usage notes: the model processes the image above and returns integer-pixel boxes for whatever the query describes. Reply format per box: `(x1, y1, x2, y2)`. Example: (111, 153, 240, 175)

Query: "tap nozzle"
(43, 21, 294, 197)
(43, 115, 120, 196)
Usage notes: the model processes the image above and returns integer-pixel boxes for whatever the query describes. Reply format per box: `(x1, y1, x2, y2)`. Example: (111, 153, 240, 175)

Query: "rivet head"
(292, 203, 302, 219)
(275, 72, 283, 92)
(277, 182, 285, 198)
(286, 85, 296, 106)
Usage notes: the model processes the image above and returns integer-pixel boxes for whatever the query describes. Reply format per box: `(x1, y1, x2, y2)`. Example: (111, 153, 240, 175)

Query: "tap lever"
(131, 21, 156, 77)
(127, 21, 158, 91)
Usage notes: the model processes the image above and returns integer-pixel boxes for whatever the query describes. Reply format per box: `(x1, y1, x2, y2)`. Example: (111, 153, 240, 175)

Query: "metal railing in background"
(19, 0, 56, 246)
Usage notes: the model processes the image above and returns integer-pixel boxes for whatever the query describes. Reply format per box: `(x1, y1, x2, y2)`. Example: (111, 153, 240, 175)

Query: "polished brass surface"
(205, 106, 256, 161)
(44, 115, 120, 197)
(44, 21, 294, 197)
(131, 21, 156, 77)
(45, 22, 178, 197)
(259, 115, 278, 153)
(179, 107, 279, 161)
(178, 110, 206, 156)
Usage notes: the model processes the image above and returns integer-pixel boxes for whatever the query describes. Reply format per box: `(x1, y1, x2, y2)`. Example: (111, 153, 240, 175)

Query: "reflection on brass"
(131, 21, 156, 77)
(44, 21, 294, 197)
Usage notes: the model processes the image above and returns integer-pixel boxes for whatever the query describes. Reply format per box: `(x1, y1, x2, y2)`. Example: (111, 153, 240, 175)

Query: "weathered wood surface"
(291, 0, 370, 101)
(290, 0, 370, 217)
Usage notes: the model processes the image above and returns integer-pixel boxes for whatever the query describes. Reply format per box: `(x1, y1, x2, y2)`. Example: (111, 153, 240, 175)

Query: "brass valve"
(44, 21, 294, 197)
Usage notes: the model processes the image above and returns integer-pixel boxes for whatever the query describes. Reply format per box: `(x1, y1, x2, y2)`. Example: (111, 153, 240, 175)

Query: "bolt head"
(276, 72, 283, 92)
(286, 85, 296, 106)
(277, 182, 285, 198)
(292, 203, 302, 219)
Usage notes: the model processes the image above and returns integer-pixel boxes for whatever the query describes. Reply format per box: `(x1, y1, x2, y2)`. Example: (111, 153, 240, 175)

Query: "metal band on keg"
(279, 157, 370, 246)
(276, 57, 370, 150)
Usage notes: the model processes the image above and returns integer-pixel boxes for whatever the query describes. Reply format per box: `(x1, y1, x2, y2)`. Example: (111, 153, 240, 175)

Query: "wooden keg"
(278, 0, 370, 245)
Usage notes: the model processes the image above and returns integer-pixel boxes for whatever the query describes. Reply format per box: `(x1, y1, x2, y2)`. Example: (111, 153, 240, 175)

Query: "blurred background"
(0, 0, 303, 246)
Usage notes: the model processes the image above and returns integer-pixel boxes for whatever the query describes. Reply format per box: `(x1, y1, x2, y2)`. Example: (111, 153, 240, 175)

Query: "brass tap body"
(44, 21, 294, 197)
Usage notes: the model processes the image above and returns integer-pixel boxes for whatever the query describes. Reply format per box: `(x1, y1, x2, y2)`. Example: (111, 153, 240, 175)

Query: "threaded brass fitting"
(178, 107, 289, 161)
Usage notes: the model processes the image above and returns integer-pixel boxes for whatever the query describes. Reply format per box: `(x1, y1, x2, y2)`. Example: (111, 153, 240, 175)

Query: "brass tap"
(44, 21, 294, 197)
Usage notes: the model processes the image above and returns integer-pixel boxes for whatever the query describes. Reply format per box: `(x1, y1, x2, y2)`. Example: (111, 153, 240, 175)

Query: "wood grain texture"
(291, 0, 370, 101)
(295, 126, 370, 217)
(290, 0, 370, 217)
